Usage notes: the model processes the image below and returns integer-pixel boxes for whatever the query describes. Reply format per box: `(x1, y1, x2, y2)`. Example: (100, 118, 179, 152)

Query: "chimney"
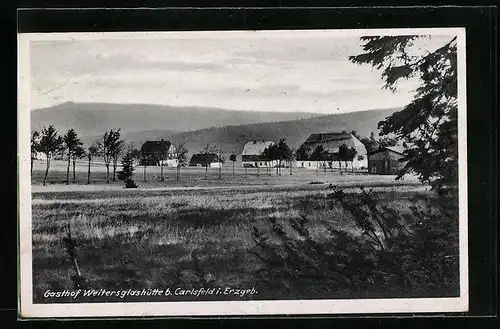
(341, 130, 346, 134)
(318, 133, 323, 141)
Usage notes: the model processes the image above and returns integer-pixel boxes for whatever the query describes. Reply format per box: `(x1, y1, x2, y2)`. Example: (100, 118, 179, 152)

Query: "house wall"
(295, 160, 354, 169)
(353, 155, 368, 169)
(368, 150, 406, 175)
(296, 161, 321, 169)
(159, 159, 179, 167)
(242, 160, 279, 168)
(300, 135, 368, 170)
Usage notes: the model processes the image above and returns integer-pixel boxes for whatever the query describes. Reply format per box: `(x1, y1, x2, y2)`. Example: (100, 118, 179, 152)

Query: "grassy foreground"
(31, 184, 459, 303)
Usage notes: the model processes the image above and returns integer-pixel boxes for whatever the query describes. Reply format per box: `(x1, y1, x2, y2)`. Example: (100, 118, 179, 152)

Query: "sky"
(29, 30, 453, 114)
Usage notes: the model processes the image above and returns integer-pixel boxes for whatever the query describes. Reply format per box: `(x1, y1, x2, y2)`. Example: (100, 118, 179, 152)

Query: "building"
(367, 146, 407, 175)
(296, 154, 354, 170)
(189, 153, 223, 168)
(241, 140, 279, 168)
(140, 140, 178, 167)
(298, 131, 368, 169)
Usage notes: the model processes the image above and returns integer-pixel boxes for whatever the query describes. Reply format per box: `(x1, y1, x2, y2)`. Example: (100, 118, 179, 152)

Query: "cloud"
(29, 32, 447, 113)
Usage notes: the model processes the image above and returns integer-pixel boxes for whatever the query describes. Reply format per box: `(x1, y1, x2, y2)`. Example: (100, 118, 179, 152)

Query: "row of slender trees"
(31, 125, 129, 186)
(31, 125, 192, 186)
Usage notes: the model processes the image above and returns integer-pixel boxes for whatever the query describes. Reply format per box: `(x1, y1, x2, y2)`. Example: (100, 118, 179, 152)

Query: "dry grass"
(31, 184, 450, 303)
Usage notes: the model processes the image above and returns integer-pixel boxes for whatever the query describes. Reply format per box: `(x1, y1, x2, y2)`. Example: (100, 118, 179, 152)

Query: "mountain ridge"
(30, 101, 326, 137)
(118, 107, 400, 159)
(30, 101, 400, 160)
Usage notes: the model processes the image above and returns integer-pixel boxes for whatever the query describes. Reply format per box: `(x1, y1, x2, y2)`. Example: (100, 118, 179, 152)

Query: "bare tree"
(72, 145, 86, 183)
(39, 125, 64, 186)
(172, 142, 188, 181)
(217, 148, 225, 180)
(156, 140, 170, 182)
(86, 142, 100, 184)
(142, 154, 151, 182)
(99, 129, 122, 183)
(229, 154, 237, 178)
(111, 138, 124, 182)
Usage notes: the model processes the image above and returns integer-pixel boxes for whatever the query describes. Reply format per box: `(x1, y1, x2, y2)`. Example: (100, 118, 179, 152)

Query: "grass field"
(31, 168, 459, 303)
(31, 159, 420, 191)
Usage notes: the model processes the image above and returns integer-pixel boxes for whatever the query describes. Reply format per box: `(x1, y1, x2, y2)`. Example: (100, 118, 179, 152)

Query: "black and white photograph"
(18, 28, 468, 317)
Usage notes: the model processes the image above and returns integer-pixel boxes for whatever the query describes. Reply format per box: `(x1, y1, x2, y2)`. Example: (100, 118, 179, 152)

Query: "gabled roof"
(303, 132, 352, 144)
(189, 153, 221, 164)
(368, 146, 406, 156)
(301, 132, 366, 153)
(242, 141, 275, 156)
(141, 140, 171, 153)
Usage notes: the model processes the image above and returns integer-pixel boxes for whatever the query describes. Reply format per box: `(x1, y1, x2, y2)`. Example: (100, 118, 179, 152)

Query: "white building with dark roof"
(241, 140, 278, 168)
(299, 131, 368, 169)
(140, 140, 178, 167)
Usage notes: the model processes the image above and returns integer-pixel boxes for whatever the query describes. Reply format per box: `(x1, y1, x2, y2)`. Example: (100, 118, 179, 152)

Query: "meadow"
(31, 159, 421, 191)
(31, 172, 460, 303)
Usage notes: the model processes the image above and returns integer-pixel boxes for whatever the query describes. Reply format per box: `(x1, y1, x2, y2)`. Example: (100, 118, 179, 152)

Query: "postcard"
(18, 28, 468, 318)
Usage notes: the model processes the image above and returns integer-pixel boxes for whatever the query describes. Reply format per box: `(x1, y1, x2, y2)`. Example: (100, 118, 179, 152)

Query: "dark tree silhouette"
(378, 136, 398, 147)
(110, 135, 124, 182)
(350, 35, 458, 190)
(31, 130, 41, 175)
(360, 136, 380, 154)
(277, 139, 293, 176)
(121, 150, 138, 188)
(338, 144, 358, 173)
(63, 129, 83, 185)
(200, 143, 217, 180)
(310, 145, 329, 173)
(229, 154, 237, 178)
(39, 125, 64, 186)
(295, 144, 310, 161)
(262, 143, 279, 175)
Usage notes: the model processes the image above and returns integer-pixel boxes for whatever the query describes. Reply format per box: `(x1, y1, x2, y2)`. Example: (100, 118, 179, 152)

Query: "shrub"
(125, 178, 138, 189)
(122, 151, 138, 188)
(116, 170, 126, 181)
(251, 186, 459, 298)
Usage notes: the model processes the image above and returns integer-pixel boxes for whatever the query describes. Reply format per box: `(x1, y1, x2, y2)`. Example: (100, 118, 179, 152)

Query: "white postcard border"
(18, 27, 469, 318)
